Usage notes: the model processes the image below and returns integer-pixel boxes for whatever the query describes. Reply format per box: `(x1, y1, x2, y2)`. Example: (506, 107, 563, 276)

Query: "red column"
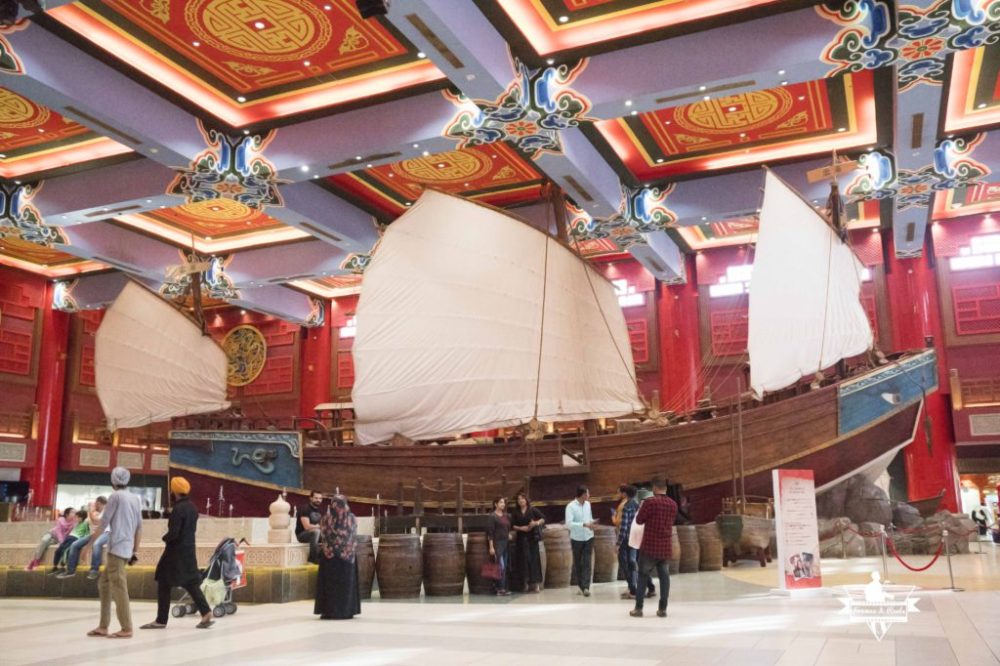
(299, 302, 332, 416)
(657, 254, 702, 413)
(26, 282, 70, 507)
(883, 233, 959, 511)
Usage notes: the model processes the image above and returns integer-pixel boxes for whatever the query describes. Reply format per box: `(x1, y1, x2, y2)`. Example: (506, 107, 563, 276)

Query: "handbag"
(480, 560, 502, 581)
(200, 577, 227, 608)
(627, 516, 644, 550)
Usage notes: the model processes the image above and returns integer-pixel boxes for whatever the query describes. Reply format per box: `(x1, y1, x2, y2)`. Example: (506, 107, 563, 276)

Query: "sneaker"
(25, 559, 39, 571)
(87, 570, 99, 580)
(656, 609, 667, 618)
(47, 568, 63, 576)
(56, 571, 75, 579)
(629, 609, 643, 618)
(583, 589, 591, 597)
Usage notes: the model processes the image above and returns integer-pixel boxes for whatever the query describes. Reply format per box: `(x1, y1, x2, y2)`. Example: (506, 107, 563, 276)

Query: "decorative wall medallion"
(304, 297, 325, 328)
(222, 324, 267, 387)
(185, 0, 331, 61)
(819, 0, 1000, 91)
(0, 181, 66, 247)
(443, 54, 593, 158)
(52, 280, 79, 313)
(169, 120, 284, 211)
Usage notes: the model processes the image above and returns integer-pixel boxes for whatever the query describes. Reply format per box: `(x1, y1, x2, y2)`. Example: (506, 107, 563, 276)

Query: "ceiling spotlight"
(664, 120, 671, 125)
(546, 58, 555, 65)
(416, 51, 426, 58)
(236, 96, 246, 103)
(355, 0, 389, 19)
(798, 95, 805, 101)
(355, 155, 363, 160)
(777, 69, 786, 75)
(780, 80, 788, 86)
(624, 100, 633, 107)
(558, 15, 568, 23)
(837, 127, 846, 132)
(303, 60, 311, 66)
(977, 102, 987, 109)
(703, 95, 710, 101)
(254, 21, 266, 29)
(0, 153, 6, 158)
(701, 216, 707, 221)
(192, 41, 200, 47)
(412, 143, 419, 149)
(436, 162, 446, 168)
(240, 309, 247, 315)
(300, 165, 310, 172)
(37, 128, 44, 133)
(422, 150, 430, 156)
(366, 163, 373, 168)
(630, 110, 637, 116)
(243, 129, 250, 135)
(698, 85, 706, 91)
(655, 158, 664, 163)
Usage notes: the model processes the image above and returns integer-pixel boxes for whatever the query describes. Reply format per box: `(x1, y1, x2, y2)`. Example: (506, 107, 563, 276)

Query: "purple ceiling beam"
(64, 272, 129, 309)
(226, 285, 316, 326)
(59, 221, 185, 280)
(267, 182, 379, 253)
(224, 240, 352, 288)
(4, 22, 205, 166)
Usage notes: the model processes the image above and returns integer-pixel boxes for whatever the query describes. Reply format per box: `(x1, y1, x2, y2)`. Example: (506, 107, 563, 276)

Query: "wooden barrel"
(592, 525, 618, 583)
(356, 534, 376, 599)
(542, 526, 571, 588)
(676, 525, 700, 573)
(375, 534, 422, 598)
(465, 533, 494, 594)
(668, 527, 680, 575)
(696, 522, 723, 571)
(422, 533, 465, 596)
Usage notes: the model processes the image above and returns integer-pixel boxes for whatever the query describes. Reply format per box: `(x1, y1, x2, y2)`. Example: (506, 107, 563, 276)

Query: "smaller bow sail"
(96, 281, 230, 430)
(748, 169, 873, 398)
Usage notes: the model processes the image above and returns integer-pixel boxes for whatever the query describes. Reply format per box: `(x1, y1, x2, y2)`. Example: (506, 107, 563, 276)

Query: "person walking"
(565, 486, 598, 597)
(510, 492, 544, 593)
(630, 476, 677, 618)
(141, 477, 214, 630)
(486, 497, 511, 596)
(615, 485, 640, 599)
(314, 494, 361, 620)
(87, 467, 142, 639)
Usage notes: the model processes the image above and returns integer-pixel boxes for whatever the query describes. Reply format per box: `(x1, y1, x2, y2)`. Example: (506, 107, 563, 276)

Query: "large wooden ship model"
(117, 174, 936, 522)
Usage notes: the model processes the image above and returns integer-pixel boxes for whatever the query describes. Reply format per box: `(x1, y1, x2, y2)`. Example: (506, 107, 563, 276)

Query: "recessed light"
(146, 199, 152, 203)
(630, 110, 637, 116)
(624, 100, 632, 107)
(355, 155, 362, 160)
(102, 207, 108, 212)
(947, 134, 954, 138)
(546, 58, 554, 65)
(243, 129, 250, 135)
(739, 132, 746, 137)
(954, 202, 963, 208)
(192, 41, 200, 47)
(366, 163, 373, 168)
(304, 60, 311, 66)
(254, 21, 266, 29)
(664, 120, 671, 125)
(405, 202, 412, 206)
(558, 15, 568, 23)
(701, 216, 707, 221)
(780, 81, 788, 86)
(422, 150, 430, 156)
(837, 127, 846, 132)
(388, 173, 394, 178)
(977, 102, 987, 109)
(300, 165, 310, 172)
(436, 163, 446, 168)
(37, 128, 44, 133)
(150, 148, 158, 153)
(0, 153, 6, 158)
(236, 96, 246, 103)
(206, 236, 212, 240)
(417, 51, 426, 58)
(14, 180, 20, 185)
(727, 106, 736, 112)
(698, 85, 706, 91)
(464, 183, 470, 187)
(777, 69, 785, 75)
(798, 96, 805, 101)
(655, 158, 664, 163)
(240, 309, 247, 315)
(324, 4, 331, 9)
(312, 175, 319, 179)
(412, 143, 420, 149)
(703, 95, 710, 101)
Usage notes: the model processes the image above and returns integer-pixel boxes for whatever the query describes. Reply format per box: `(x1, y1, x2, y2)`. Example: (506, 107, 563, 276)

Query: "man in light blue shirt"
(565, 485, 598, 596)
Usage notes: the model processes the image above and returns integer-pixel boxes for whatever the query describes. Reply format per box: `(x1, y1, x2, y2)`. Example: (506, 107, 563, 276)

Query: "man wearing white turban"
(87, 466, 143, 639)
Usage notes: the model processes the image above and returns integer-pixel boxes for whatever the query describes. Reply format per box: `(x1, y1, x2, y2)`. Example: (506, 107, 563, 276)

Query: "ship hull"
(170, 351, 937, 523)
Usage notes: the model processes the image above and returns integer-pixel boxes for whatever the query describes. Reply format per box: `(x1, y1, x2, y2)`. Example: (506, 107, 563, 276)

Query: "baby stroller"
(171, 537, 241, 619)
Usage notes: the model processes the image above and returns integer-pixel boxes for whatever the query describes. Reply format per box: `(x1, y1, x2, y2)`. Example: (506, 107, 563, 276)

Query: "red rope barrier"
(886, 538, 944, 572)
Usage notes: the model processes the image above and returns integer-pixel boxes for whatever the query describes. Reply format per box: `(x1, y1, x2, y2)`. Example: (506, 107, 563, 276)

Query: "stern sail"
(351, 189, 642, 444)
(95, 281, 230, 430)
(748, 170, 873, 398)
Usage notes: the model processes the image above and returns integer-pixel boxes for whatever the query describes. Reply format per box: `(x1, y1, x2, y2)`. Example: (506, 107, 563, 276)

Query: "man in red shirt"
(630, 476, 677, 618)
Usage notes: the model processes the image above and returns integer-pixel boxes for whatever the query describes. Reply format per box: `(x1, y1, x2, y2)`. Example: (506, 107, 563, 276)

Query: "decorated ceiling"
(1, 0, 999, 324)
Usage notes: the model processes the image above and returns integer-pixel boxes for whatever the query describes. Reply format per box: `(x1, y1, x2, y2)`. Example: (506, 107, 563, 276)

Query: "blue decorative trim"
(0, 182, 65, 247)
(838, 351, 938, 435)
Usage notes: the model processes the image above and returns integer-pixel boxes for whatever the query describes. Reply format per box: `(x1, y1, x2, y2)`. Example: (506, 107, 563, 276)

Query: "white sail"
(748, 170, 873, 398)
(96, 281, 230, 430)
(352, 189, 642, 444)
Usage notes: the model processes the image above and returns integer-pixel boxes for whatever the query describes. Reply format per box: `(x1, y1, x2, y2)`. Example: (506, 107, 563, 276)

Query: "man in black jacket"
(141, 477, 214, 630)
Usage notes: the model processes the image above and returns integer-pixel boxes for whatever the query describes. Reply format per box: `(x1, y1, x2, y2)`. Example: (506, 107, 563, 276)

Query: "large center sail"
(748, 170, 873, 398)
(351, 189, 642, 444)
(95, 281, 230, 430)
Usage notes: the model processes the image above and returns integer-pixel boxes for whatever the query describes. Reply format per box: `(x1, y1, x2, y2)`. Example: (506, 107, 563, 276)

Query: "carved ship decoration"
(92, 182, 937, 524)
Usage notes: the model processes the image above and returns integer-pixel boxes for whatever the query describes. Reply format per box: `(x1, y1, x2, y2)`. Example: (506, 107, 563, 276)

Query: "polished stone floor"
(4, 548, 1000, 665)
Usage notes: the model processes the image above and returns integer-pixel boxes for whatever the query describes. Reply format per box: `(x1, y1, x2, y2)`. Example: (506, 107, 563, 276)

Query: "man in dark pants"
(141, 476, 214, 630)
(630, 476, 677, 618)
(297, 490, 325, 564)
(565, 485, 598, 596)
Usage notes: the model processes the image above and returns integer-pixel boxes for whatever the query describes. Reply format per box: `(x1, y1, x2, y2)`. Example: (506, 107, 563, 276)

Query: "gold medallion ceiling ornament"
(222, 324, 267, 387)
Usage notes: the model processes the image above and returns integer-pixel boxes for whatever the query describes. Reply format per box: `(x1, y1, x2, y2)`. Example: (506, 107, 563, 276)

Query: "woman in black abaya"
(314, 495, 361, 620)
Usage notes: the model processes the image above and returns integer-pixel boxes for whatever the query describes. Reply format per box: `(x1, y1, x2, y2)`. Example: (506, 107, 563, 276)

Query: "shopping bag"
(479, 560, 502, 581)
(628, 517, 644, 550)
(200, 577, 227, 608)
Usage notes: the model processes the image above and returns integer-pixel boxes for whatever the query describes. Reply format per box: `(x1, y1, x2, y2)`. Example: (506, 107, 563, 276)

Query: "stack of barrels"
(676, 525, 700, 573)
(356, 534, 376, 599)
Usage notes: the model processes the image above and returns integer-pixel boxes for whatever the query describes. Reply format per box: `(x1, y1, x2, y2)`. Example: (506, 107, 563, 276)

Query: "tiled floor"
(4, 550, 1000, 666)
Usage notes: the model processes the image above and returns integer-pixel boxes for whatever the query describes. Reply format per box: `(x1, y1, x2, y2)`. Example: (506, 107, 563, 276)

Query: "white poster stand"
(772, 469, 827, 597)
